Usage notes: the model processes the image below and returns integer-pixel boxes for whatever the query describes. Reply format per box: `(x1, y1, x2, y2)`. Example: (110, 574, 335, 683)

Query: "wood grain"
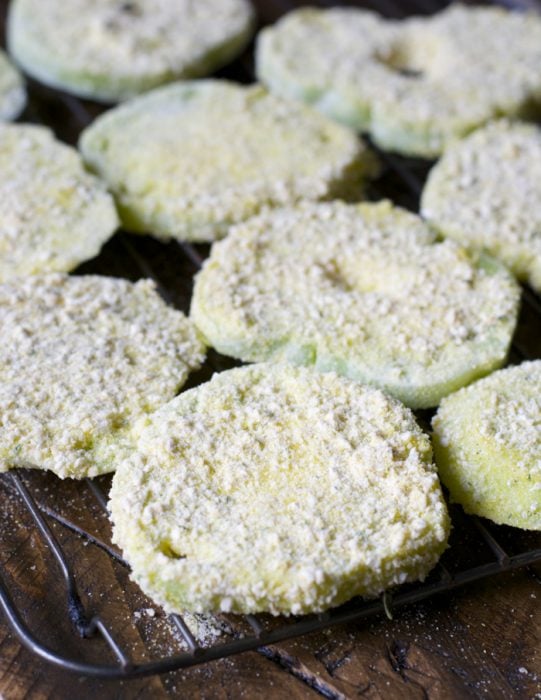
(0, 0, 540, 698)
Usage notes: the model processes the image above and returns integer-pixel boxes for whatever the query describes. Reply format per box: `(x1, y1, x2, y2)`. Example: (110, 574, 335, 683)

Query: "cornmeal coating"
(7, 0, 255, 102)
(0, 274, 205, 478)
(110, 363, 450, 615)
(0, 50, 25, 121)
(191, 201, 520, 409)
(432, 362, 541, 530)
(256, 5, 541, 157)
(0, 124, 119, 282)
(79, 80, 377, 243)
(422, 121, 541, 292)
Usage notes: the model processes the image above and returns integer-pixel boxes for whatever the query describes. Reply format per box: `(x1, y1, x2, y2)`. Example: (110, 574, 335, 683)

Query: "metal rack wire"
(2, 452, 541, 679)
(0, 0, 540, 682)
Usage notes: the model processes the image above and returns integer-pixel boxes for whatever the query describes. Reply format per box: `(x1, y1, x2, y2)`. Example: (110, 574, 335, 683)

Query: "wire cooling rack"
(0, 0, 540, 682)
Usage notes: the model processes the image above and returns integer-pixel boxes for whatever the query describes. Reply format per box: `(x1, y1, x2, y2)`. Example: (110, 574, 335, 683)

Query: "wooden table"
(0, 1, 540, 697)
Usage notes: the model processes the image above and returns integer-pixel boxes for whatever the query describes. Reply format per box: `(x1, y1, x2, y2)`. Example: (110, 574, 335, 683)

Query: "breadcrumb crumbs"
(433, 361, 541, 530)
(192, 200, 520, 408)
(256, 5, 541, 156)
(80, 80, 377, 242)
(110, 363, 450, 615)
(0, 49, 25, 120)
(8, 0, 255, 101)
(0, 123, 118, 282)
(0, 273, 205, 478)
(422, 120, 541, 292)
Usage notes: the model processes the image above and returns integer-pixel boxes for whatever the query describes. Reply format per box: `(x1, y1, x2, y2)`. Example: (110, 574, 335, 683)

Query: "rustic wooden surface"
(0, 1, 540, 698)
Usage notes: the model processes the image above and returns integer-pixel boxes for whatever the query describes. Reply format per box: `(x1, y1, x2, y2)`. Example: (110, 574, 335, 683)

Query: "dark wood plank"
(257, 568, 541, 699)
(0, 472, 322, 699)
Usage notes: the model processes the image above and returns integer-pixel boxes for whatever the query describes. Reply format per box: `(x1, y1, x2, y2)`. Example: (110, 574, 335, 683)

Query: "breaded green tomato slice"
(79, 80, 378, 243)
(0, 49, 25, 121)
(422, 121, 541, 293)
(110, 363, 450, 615)
(256, 5, 541, 157)
(191, 201, 520, 409)
(432, 362, 541, 530)
(7, 0, 255, 102)
(0, 274, 205, 479)
(0, 124, 119, 282)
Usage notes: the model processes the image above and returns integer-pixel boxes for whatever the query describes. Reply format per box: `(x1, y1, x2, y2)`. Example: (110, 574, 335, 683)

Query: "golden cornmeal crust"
(0, 274, 205, 479)
(0, 50, 25, 121)
(191, 201, 520, 409)
(422, 120, 541, 292)
(7, 0, 255, 102)
(110, 363, 450, 615)
(256, 4, 541, 157)
(79, 80, 378, 243)
(0, 124, 119, 282)
(432, 362, 541, 530)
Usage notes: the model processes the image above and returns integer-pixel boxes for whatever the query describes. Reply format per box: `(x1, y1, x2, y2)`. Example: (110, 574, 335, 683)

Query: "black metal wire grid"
(1, 464, 540, 680)
(0, 0, 540, 682)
